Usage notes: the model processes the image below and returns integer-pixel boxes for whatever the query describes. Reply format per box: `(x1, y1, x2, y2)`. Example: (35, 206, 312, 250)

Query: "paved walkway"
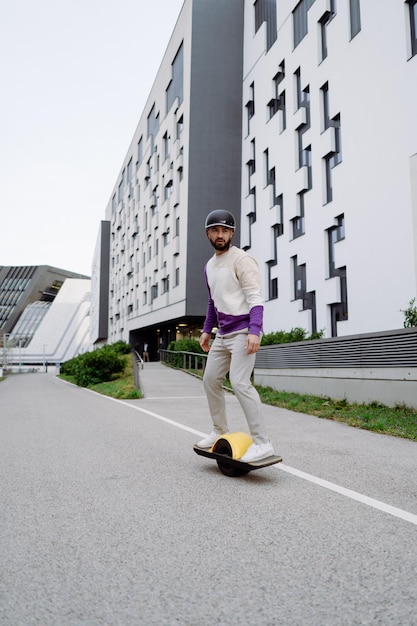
(1, 367, 417, 625)
(137, 361, 208, 399)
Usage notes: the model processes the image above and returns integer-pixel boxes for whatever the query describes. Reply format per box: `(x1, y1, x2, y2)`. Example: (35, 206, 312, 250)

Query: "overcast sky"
(0, 0, 184, 276)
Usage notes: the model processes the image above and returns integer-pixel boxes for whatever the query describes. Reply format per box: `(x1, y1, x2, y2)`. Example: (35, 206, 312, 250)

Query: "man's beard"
(211, 239, 231, 251)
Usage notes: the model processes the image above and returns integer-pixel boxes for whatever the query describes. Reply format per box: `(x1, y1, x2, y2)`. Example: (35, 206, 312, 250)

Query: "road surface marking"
(276, 464, 417, 526)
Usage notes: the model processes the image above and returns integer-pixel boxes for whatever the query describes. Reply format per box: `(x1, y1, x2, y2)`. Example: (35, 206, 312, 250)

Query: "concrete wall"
(254, 366, 417, 409)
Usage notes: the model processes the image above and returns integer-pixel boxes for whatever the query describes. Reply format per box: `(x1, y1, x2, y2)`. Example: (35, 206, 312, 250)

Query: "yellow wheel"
(213, 439, 250, 477)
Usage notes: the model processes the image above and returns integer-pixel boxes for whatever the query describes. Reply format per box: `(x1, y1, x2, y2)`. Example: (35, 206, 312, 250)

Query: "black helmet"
(205, 209, 236, 230)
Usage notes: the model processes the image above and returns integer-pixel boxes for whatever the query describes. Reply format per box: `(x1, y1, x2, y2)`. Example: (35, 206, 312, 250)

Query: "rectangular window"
(327, 218, 348, 336)
(291, 194, 305, 239)
(151, 187, 158, 214)
(137, 137, 143, 167)
(268, 61, 286, 129)
(163, 229, 170, 246)
(278, 91, 286, 131)
(323, 118, 342, 204)
(147, 105, 159, 152)
(118, 171, 125, 202)
(291, 257, 316, 331)
(321, 81, 330, 129)
(264, 148, 270, 187)
(163, 132, 171, 160)
(164, 181, 173, 201)
(324, 158, 333, 204)
(319, 0, 336, 61)
(176, 114, 184, 139)
(269, 277, 278, 300)
(145, 159, 151, 185)
(330, 269, 348, 337)
(293, 257, 306, 300)
(127, 158, 132, 183)
(294, 67, 302, 108)
(254, 0, 277, 50)
(247, 139, 256, 177)
(166, 42, 184, 113)
(349, 0, 361, 39)
(246, 83, 255, 135)
(407, 0, 417, 56)
(293, 0, 316, 48)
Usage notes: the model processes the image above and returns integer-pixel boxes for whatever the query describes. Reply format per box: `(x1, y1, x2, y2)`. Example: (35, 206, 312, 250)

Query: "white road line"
(86, 391, 208, 438)
(86, 390, 417, 527)
(276, 464, 417, 527)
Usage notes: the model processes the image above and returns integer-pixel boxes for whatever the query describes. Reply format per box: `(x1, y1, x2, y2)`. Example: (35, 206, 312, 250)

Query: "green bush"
(166, 338, 204, 368)
(111, 340, 132, 354)
(60, 343, 127, 387)
(401, 298, 417, 328)
(261, 327, 323, 346)
(167, 338, 204, 353)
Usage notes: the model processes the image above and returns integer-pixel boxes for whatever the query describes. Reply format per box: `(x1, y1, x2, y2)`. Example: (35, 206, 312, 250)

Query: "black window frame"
(349, 0, 361, 39)
(407, 0, 417, 56)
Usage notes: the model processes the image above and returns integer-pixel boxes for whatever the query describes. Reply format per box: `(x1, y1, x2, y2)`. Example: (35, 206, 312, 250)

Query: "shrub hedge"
(60, 342, 130, 387)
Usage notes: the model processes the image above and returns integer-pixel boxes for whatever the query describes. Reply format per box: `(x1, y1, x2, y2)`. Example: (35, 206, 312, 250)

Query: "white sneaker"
(240, 440, 274, 463)
(196, 430, 225, 448)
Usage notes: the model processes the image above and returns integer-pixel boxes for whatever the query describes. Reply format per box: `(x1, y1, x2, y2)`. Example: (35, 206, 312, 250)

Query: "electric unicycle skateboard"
(193, 431, 282, 477)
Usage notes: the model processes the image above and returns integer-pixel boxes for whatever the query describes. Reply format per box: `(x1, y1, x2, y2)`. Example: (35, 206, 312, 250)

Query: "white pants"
(203, 332, 269, 444)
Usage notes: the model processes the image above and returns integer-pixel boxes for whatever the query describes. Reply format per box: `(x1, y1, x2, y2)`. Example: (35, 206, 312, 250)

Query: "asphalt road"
(1, 366, 416, 626)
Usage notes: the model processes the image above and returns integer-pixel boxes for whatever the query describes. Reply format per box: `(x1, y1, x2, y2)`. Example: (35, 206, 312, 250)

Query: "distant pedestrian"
(143, 343, 149, 362)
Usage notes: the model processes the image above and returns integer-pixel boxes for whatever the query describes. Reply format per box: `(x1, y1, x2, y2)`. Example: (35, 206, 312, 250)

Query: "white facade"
(242, 0, 417, 337)
(97, 0, 417, 347)
(103, 0, 245, 355)
(105, 7, 189, 344)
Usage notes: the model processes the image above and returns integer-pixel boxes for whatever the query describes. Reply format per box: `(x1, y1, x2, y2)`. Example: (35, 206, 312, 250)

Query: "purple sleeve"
(248, 305, 263, 336)
(203, 296, 218, 334)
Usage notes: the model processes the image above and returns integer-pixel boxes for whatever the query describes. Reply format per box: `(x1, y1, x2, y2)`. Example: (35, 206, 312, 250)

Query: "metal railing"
(132, 349, 144, 390)
(159, 349, 207, 376)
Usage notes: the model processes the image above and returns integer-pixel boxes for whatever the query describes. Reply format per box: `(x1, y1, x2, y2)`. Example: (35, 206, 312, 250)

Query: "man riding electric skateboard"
(197, 209, 275, 463)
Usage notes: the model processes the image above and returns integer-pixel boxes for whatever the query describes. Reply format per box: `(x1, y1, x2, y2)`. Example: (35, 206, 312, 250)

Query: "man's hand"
(245, 333, 260, 354)
(199, 332, 211, 353)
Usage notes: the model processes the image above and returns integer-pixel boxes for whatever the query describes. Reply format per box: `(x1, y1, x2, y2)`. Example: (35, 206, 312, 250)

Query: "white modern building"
(99, 0, 245, 359)
(3, 278, 91, 371)
(242, 0, 417, 337)
(94, 0, 417, 356)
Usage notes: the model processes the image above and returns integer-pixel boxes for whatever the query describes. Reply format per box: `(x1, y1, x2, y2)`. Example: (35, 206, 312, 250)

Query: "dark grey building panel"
(98, 221, 110, 341)
(186, 0, 244, 317)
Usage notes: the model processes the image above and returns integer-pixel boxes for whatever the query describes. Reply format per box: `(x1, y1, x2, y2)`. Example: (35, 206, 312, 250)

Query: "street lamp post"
(2, 333, 10, 373)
